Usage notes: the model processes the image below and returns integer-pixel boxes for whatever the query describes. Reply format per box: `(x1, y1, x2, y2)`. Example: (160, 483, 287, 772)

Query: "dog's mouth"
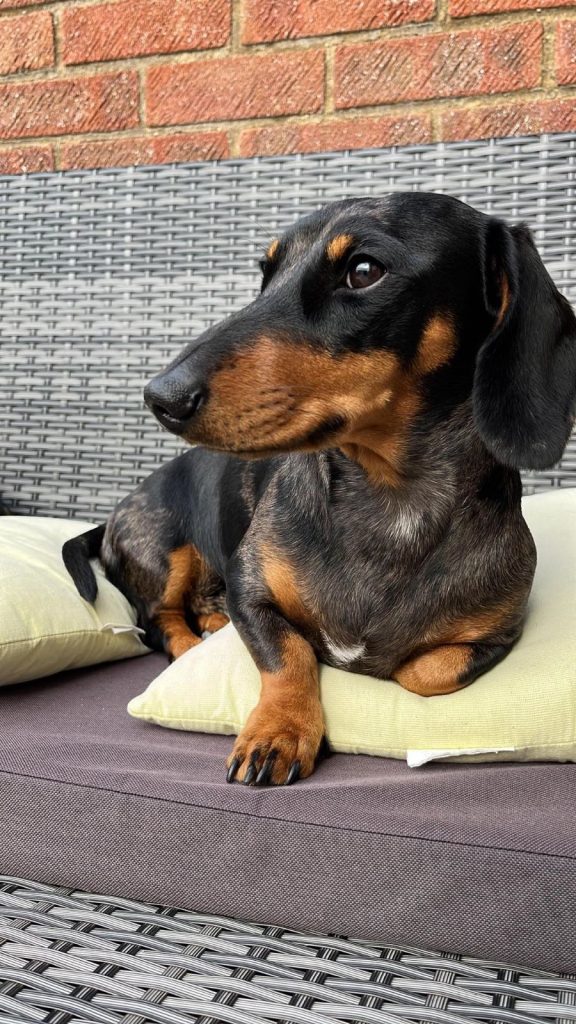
(157, 410, 189, 433)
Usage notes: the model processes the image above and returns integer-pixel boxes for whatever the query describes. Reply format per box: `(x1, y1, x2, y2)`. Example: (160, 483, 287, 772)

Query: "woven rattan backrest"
(1, 133, 575, 518)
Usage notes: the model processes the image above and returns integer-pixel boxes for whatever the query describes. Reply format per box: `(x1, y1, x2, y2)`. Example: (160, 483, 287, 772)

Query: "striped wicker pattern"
(1, 132, 575, 519)
(0, 875, 575, 1024)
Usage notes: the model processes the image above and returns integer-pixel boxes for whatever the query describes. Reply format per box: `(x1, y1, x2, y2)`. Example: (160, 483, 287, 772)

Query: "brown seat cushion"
(0, 654, 574, 973)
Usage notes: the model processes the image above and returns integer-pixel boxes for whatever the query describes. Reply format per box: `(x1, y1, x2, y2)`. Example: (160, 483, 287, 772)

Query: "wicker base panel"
(0, 876, 575, 1024)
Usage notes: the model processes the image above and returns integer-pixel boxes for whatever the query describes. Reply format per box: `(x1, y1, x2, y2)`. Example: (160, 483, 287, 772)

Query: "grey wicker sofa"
(1, 134, 576, 1021)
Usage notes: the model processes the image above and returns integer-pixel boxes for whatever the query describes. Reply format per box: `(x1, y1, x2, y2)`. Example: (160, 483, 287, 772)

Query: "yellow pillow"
(0, 517, 149, 685)
(128, 490, 576, 765)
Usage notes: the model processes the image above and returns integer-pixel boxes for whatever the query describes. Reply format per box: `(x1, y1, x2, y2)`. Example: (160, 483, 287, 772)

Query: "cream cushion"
(0, 517, 148, 685)
(128, 490, 576, 764)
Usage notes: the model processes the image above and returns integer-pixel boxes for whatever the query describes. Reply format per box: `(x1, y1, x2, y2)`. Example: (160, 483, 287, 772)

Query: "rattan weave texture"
(0, 875, 575, 1024)
(1, 133, 575, 519)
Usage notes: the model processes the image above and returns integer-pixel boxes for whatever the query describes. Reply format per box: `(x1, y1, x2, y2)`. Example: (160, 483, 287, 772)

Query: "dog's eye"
(345, 257, 386, 290)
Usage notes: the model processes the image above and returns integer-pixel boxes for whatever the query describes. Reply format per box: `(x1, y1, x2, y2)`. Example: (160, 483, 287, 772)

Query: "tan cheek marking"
(341, 371, 421, 488)
(266, 238, 280, 261)
(326, 233, 354, 262)
(394, 644, 472, 696)
(208, 337, 400, 426)
(340, 443, 404, 489)
(415, 314, 457, 375)
(203, 337, 419, 487)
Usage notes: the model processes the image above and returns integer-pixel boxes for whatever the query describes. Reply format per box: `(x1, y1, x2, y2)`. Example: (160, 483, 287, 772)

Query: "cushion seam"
(1, 767, 574, 864)
(0, 629, 138, 648)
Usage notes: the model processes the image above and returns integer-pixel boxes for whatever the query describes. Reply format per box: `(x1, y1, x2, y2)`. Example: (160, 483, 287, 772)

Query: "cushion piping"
(1, 767, 574, 863)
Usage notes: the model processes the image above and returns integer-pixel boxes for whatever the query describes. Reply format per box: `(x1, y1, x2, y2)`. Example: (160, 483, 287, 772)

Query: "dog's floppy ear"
(473, 218, 576, 470)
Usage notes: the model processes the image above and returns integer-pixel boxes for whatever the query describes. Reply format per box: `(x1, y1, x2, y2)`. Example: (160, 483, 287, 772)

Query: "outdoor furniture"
(1, 133, 575, 1021)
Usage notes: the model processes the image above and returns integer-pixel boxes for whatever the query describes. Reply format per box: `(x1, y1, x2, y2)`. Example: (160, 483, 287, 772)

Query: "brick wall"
(0, 0, 575, 174)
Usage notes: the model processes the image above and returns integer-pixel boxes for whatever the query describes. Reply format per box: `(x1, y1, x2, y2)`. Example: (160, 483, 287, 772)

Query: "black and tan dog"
(64, 192, 576, 787)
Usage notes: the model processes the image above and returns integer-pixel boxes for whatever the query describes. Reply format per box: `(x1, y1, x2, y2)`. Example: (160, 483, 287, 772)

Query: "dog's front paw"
(226, 699, 325, 786)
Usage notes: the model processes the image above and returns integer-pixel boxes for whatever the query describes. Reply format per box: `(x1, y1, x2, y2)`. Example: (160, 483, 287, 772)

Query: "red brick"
(0, 143, 53, 173)
(242, 0, 434, 44)
(60, 131, 230, 170)
(451, 0, 574, 14)
(239, 113, 432, 157)
(0, 11, 53, 75)
(61, 0, 229, 65)
(556, 21, 576, 86)
(0, 71, 139, 140)
(152, 130, 229, 162)
(441, 98, 576, 142)
(60, 136, 154, 170)
(335, 23, 542, 108)
(0, 0, 46, 8)
(147, 50, 324, 126)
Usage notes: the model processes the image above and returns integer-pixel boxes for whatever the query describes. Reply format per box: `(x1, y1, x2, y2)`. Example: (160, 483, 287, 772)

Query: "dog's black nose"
(144, 376, 205, 433)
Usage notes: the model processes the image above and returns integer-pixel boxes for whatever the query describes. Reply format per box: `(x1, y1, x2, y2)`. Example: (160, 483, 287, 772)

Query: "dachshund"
(63, 191, 576, 787)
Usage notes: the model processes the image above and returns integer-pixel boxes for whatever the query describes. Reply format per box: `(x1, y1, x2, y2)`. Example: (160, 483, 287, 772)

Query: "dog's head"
(145, 193, 576, 474)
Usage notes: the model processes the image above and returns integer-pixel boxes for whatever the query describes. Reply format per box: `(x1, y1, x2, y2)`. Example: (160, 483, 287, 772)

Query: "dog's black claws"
(226, 757, 241, 783)
(243, 749, 260, 785)
(256, 750, 277, 786)
(286, 760, 301, 785)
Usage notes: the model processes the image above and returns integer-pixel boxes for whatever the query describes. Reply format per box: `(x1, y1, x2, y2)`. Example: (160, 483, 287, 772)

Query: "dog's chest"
(284, 515, 432, 674)
(302, 551, 413, 671)
(258, 453, 449, 673)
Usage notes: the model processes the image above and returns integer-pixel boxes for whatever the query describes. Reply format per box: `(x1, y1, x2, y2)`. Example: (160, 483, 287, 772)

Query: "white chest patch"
(389, 507, 421, 544)
(321, 632, 366, 667)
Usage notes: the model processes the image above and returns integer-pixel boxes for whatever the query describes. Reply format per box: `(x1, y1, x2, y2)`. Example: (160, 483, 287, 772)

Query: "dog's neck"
(339, 370, 420, 490)
(336, 397, 505, 553)
(341, 393, 480, 488)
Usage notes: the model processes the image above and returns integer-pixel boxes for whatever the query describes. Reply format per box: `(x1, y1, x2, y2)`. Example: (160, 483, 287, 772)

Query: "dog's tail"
(62, 524, 106, 603)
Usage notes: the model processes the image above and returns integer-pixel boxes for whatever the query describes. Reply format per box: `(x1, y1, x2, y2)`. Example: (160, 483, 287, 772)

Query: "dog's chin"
(181, 413, 347, 458)
(179, 427, 286, 458)
(182, 435, 311, 459)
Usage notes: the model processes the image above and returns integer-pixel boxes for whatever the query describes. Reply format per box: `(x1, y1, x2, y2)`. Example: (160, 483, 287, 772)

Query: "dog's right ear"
(473, 219, 576, 471)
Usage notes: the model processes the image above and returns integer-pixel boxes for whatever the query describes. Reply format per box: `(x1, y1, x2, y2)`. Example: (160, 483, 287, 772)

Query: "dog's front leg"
(225, 582, 325, 786)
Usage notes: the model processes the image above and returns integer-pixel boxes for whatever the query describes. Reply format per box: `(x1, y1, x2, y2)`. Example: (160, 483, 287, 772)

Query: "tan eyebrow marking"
(326, 233, 354, 262)
(266, 238, 280, 261)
